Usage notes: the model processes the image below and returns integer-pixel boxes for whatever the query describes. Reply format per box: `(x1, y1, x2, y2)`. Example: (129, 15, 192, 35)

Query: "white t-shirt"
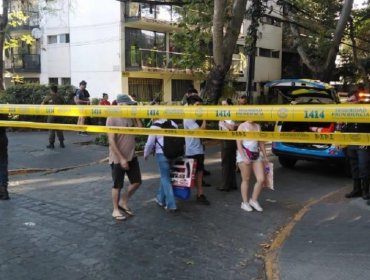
(183, 119, 204, 156)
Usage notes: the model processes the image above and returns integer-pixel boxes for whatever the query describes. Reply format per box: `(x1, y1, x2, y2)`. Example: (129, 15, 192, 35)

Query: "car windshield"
(262, 79, 338, 105)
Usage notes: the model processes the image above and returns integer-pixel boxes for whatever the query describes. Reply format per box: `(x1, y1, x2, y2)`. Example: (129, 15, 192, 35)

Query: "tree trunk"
(287, 0, 354, 81)
(203, 0, 248, 104)
(0, 0, 10, 90)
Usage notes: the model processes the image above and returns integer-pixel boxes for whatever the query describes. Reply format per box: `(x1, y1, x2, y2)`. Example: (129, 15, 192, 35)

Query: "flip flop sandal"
(112, 214, 126, 221)
(118, 205, 134, 216)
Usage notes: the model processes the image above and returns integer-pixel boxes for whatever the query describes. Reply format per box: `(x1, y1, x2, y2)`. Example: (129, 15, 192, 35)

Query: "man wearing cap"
(106, 94, 143, 220)
(75, 80, 90, 136)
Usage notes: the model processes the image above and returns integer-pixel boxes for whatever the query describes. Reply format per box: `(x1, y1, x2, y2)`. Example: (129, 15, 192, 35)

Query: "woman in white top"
(144, 119, 178, 211)
(236, 121, 269, 212)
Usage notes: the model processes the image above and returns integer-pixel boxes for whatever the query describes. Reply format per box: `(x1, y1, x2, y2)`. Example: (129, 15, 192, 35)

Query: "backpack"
(153, 120, 185, 159)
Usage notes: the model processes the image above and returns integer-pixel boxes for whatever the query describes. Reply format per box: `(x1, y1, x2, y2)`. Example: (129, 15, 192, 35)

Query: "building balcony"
(8, 10, 39, 31)
(124, 3, 181, 32)
(126, 48, 188, 72)
(5, 54, 41, 73)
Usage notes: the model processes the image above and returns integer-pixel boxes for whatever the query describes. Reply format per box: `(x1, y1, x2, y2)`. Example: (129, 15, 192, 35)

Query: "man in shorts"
(107, 94, 142, 220)
(183, 95, 210, 205)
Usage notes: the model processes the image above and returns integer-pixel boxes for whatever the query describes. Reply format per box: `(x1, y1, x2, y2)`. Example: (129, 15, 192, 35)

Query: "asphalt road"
(0, 131, 359, 280)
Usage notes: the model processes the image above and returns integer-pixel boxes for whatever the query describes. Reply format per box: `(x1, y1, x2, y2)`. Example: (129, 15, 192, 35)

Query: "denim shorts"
(111, 157, 142, 189)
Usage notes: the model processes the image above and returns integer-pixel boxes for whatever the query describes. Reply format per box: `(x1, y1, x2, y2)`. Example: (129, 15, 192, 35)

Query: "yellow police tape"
(0, 104, 370, 122)
(0, 121, 369, 145)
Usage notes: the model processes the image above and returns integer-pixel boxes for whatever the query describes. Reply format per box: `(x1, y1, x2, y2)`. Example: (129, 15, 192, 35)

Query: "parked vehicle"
(263, 79, 347, 169)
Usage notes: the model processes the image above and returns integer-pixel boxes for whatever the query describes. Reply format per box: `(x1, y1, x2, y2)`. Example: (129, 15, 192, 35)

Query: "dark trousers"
(221, 140, 237, 190)
(47, 116, 64, 144)
(347, 145, 370, 179)
(0, 134, 8, 187)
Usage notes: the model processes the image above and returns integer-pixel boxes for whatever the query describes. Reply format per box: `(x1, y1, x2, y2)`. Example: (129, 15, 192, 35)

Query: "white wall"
(40, 0, 123, 99)
(68, 0, 122, 98)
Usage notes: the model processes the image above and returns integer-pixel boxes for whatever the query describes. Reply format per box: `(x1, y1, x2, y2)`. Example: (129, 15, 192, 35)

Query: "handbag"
(243, 146, 260, 160)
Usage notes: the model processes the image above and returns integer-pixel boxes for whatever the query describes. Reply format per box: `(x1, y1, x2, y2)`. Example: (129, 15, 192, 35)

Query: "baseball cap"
(116, 94, 137, 105)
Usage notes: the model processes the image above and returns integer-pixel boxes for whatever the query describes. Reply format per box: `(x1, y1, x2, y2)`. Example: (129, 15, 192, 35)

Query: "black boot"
(345, 179, 362, 198)
(0, 186, 10, 200)
(46, 143, 55, 149)
(361, 179, 370, 200)
(60, 141, 65, 148)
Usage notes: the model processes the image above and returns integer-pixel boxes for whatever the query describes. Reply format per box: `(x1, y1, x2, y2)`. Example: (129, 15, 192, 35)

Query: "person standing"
(183, 95, 210, 205)
(237, 120, 269, 212)
(0, 112, 9, 200)
(217, 98, 237, 191)
(42, 85, 65, 149)
(98, 93, 110, 125)
(343, 90, 370, 202)
(75, 80, 90, 136)
(144, 119, 178, 211)
(107, 94, 142, 220)
(99, 93, 110, 106)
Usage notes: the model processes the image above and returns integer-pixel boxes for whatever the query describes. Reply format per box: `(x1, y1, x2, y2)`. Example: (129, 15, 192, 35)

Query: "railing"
(5, 54, 41, 73)
(126, 48, 244, 75)
(8, 10, 39, 30)
(126, 48, 186, 71)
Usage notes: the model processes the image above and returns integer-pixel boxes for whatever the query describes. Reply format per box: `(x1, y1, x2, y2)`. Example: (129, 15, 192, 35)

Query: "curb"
(264, 186, 348, 280)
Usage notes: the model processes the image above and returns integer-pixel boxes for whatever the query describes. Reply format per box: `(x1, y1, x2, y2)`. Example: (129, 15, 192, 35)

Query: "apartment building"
(38, 0, 198, 103)
(3, 0, 282, 103)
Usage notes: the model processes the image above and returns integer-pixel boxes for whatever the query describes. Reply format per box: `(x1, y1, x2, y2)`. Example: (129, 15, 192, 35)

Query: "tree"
(0, 0, 37, 89)
(282, 0, 354, 82)
(0, 0, 10, 90)
(174, 0, 253, 104)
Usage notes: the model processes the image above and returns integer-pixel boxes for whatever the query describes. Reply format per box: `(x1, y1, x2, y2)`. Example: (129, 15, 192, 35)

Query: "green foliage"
(172, 0, 214, 71)
(95, 134, 108, 146)
(0, 83, 77, 123)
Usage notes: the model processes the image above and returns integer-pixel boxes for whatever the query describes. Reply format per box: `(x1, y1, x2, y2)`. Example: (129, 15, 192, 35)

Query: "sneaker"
(155, 198, 164, 207)
(164, 206, 178, 213)
(249, 199, 263, 212)
(241, 202, 253, 212)
(196, 194, 210, 205)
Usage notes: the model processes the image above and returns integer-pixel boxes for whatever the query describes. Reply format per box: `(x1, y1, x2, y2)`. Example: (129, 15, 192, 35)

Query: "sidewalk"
(2, 131, 365, 280)
(276, 189, 370, 280)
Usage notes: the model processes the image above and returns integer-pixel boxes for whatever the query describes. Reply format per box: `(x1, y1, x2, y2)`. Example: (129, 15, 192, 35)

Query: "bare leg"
(251, 161, 265, 202)
(112, 188, 121, 217)
(120, 182, 140, 209)
(239, 162, 252, 203)
(196, 170, 204, 196)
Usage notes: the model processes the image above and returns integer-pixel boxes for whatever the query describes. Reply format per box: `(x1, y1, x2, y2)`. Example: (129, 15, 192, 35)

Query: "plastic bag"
(263, 162, 274, 190)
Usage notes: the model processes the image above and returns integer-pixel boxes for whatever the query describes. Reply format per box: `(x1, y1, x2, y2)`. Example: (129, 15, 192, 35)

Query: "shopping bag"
(173, 186, 191, 200)
(263, 162, 274, 190)
(170, 158, 197, 188)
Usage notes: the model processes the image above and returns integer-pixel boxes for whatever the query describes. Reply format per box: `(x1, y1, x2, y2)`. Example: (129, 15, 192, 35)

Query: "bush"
(0, 83, 77, 123)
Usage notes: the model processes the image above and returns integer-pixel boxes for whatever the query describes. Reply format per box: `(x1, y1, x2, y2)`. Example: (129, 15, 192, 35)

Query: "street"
(1, 131, 369, 280)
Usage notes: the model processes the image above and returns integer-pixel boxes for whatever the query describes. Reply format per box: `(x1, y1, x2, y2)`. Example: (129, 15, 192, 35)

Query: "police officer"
(343, 90, 370, 201)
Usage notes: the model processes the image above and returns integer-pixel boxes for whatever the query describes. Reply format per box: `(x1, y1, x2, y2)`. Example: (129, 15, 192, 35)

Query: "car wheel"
(278, 157, 297, 168)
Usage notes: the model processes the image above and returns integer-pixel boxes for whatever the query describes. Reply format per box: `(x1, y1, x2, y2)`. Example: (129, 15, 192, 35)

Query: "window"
(272, 50, 280, 58)
(59, 34, 70, 43)
(172, 80, 193, 101)
(47, 35, 57, 44)
(259, 48, 271, 57)
(49, 78, 58, 85)
(61, 78, 71, 85)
